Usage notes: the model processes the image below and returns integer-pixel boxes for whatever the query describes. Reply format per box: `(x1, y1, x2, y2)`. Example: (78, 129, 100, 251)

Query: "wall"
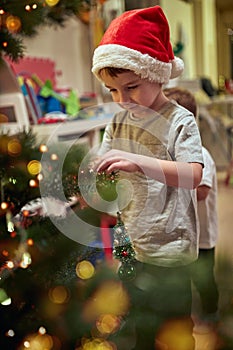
(23, 17, 93, 95)
(217, 9, 233, 79)
(201, 0, 218, 85)
(160, 0, 196, 80)
(161, 0, 218, 86)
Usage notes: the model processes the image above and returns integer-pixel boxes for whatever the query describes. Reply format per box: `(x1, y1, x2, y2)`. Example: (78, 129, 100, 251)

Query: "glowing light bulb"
(6, 329, 15, 337)
(1, 202, 8, 210)
(38, 326, 46, 335)
(51, 153, 58, 160)
(6, 15, 21, 33)
(29, 179, 38, 187)
(27, 238, 34, 246)
(6, 261, 14, 269)
(20, 252, 32, 268)
(39, 144, 48, 153)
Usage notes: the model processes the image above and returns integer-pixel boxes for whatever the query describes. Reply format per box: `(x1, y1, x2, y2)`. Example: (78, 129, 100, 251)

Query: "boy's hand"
(95, 149, 141, 174)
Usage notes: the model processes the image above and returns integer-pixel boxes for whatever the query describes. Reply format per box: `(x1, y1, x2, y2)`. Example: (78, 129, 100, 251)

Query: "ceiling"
(216, 0, 233, 12)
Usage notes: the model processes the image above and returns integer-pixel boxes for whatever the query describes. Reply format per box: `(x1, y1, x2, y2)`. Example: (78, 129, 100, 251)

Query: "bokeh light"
(7, 138, 22, 156)
(51, 153, 58, 160)
(22, 333, 53, 350)
(6, 261, 14, 269)
(156, 318, 197, 350)
(39, 144, 48, 153)
(80, 337, 116, 350)
(27, 238, 34, 246)
(76, 260, 95, 280)
(27, 160, 41, 175)
(82, 280, 130, 323)
(5, 329, 15, 337)
(29, 179, 38, 187)
(45, 0, 60, 7)
(38, 326, 46, 335)
(6, 15, 21, 33)
(1, 202, 8, 210)
(48, 285, 70, 304)
(96, 314, 120, 335)
(20, 252, 32, 269)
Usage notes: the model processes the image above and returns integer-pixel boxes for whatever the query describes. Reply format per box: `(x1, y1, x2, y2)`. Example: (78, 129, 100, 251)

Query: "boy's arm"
(196, 185, 210, 201)
(95, 149, 202, 189)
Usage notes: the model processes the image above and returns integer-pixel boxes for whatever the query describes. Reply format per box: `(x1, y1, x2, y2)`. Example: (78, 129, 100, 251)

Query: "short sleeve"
(199, 147, 215, 188)
(168, 114, 204, 165)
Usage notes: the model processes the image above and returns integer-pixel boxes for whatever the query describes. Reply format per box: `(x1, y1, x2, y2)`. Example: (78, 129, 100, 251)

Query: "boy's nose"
(118, 91, 130, 103)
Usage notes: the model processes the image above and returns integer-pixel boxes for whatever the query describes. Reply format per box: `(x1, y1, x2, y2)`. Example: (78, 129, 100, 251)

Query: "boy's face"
(100, 70, 165, 115)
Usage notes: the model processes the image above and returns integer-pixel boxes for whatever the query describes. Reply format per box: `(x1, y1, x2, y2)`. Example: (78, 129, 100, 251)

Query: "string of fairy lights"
(0, 142, 50, 283)
(0, 133, 130, 349)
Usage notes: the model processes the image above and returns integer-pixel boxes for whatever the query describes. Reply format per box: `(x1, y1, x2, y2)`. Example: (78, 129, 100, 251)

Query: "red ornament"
(122, 251, 128, 257)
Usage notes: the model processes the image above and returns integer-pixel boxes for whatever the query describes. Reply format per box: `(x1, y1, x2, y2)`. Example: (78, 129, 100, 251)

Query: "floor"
(193, 172, 233, 350)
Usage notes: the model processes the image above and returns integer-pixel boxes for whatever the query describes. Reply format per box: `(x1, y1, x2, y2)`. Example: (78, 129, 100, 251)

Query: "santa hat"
(92, 6, 184, 84)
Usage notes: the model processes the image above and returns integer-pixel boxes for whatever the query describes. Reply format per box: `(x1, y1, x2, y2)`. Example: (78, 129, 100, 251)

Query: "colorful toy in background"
(17, 73, 82, 124)
(32, 74, 81, 120)
(18, 75, 43, 124)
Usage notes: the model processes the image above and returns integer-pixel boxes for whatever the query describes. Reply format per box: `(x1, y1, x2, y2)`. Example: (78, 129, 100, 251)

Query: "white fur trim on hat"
(92, 44, 184, 84)
(170, 56, 184, 79)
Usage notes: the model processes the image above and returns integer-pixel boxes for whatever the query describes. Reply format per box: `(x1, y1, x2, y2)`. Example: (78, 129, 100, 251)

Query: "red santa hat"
(92, 6, 184, 84)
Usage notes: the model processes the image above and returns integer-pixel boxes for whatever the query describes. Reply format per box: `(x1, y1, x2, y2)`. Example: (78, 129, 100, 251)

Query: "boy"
(92, 6, 203, 350)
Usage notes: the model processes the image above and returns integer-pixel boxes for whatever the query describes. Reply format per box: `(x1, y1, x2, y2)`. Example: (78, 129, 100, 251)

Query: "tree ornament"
(113, 212, 136, 281)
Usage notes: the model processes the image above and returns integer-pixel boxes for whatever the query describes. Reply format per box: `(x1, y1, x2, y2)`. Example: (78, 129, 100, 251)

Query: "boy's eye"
(128, 85, 138, 90)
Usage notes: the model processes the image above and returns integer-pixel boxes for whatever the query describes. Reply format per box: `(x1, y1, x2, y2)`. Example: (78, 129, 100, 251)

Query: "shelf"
(32, 116, 112, 147)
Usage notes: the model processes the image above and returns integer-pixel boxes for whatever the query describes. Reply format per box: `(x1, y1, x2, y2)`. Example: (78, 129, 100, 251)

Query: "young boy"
(92, 6, 203, 350)
(163, 87, 219, 333)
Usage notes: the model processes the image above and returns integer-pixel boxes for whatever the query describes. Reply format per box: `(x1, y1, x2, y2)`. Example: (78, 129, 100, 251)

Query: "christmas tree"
(1, 131, 233, 349)
(0, 129, 131, 349)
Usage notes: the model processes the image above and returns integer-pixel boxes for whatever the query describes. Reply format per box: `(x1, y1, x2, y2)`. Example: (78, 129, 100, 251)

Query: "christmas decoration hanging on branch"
(113, 211, 136, 281)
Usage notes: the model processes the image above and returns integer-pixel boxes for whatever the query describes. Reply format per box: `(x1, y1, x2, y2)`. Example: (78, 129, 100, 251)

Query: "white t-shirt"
(98, 101, 204, 266)
(198, 147, 218, 249)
